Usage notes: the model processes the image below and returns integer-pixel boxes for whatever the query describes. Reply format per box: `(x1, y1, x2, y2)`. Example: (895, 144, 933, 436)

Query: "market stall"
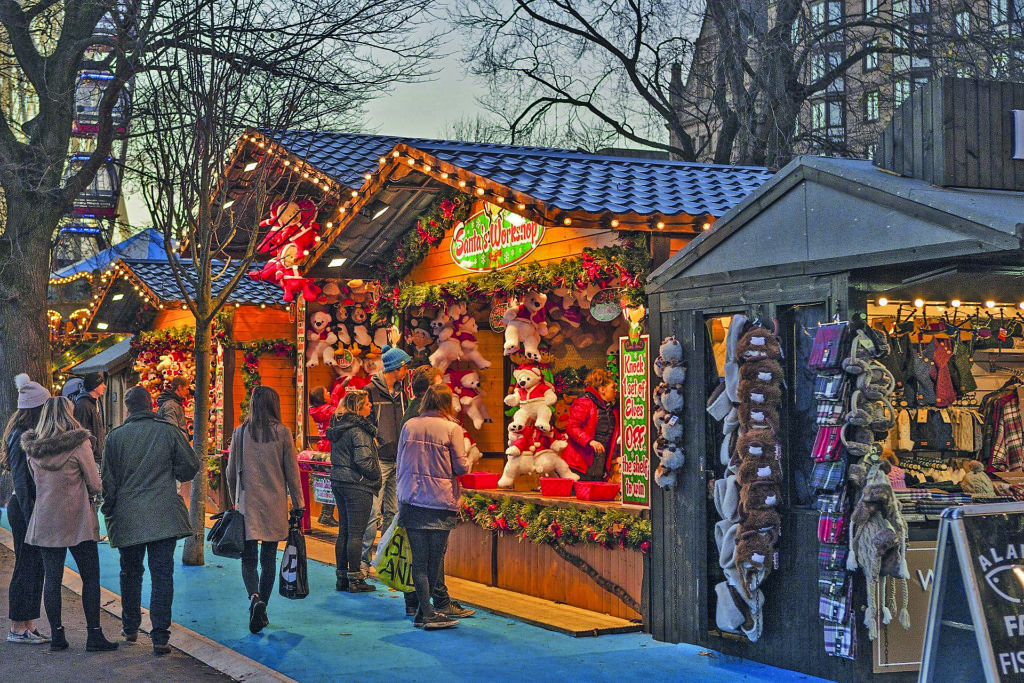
(230, 130, 772, 624)
(645, 78, 1024, 681)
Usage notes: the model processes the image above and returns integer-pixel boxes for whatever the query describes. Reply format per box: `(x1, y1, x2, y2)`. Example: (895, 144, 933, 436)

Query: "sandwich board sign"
(919, 503, 1024, 682)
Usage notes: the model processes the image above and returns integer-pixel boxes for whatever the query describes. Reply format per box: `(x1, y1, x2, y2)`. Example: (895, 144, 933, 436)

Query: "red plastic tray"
(458, 472, 501, 489)
(574, 481, 619, 501)
(539, 478, 574, 497)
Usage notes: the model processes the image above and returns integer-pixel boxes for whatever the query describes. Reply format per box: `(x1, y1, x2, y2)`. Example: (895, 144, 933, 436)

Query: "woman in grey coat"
(226, 386, 304, 634)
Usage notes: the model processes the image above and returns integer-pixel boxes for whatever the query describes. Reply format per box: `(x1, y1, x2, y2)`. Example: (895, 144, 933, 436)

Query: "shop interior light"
(243, 161, 259, 172)
(986, 300, 996, 308)
(702, 221, 713, 230)
(96, 322, 108, 330)
(951, 299, 962, 307)
(360, 200, 390, 221)
(914, 298, 925, 308)
(222, 200, 234, 209)
(328, 257, 347, 268)
(112, 293, 124, 301)
(611, 219, 620, 228)
(877, 297, 888, 306)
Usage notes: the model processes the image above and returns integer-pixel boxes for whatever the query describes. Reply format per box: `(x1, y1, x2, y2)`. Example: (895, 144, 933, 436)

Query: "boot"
(49, 626, 68, 652)
(347, 572, 376, 593)
(318, 505, 339, 528)
(86, 627, 118, 652)
(335, 569, 349, 592)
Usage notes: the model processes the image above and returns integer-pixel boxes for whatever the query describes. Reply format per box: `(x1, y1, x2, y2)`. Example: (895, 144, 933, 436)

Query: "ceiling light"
(986, 300, 996, 309)
(877, 297, 888, 306)
(243, 161, 259, 172)
(951, 299, 961, 307)
(360, 199, 390, 221)
(96, 322, 109, 330)
(328, 257, 347, 268)
(112, 293, 124, 301)
(914, 298, 925, 308)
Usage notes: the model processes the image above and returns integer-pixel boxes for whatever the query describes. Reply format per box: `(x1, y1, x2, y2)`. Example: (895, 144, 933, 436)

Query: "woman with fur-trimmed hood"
(21, 397, 117, 652)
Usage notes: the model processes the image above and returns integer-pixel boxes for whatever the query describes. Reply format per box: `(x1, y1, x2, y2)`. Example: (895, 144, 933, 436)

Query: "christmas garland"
(458, 492, 651, 554)
(374, 189, 472, 287)
(131, 326, 197, 354)
(377, 236, 650, 319)
(234, 338, 296, 413)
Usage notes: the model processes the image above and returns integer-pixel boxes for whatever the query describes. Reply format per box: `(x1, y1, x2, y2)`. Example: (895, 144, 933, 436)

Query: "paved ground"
(0, 543, 230, 681)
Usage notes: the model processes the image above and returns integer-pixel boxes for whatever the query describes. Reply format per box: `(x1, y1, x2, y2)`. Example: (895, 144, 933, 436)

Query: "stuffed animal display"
(652, 336, 687, 488)
(306, 310, 338, 367)
(504, 364, 557, 432)
(249, 201, 323, 303)
(502, 291, 548, 361)
(446, 369, 493, 430)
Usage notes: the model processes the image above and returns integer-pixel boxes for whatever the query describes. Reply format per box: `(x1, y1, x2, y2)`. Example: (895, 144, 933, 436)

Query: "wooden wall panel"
(152, 309, 195, 329)
(445, 523, 493, 585)
(234, 307, 293, 342)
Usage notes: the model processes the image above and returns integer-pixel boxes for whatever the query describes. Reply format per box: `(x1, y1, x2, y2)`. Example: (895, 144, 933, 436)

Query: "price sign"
(619, 334, 650, 509)
(310, 474, 334, 505)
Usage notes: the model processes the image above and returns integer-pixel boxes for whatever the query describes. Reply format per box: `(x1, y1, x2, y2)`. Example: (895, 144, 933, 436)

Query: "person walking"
(156, 376, 190, 436)
(71, 372, 106, 467)
(396, 385, 471, 630)
(361, 345, 411, 572)
(563, 369, 620, 481)
(309, 386, 338, 527)
(21, 397, 117, 652)
(226, 386, 304, 634)
(3, 374, 51, 644)
(326, 390, 380, 593)
(101, 386, 199, 655)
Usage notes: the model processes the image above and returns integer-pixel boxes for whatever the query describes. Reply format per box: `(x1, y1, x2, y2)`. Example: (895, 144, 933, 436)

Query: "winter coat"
(156, 391, 188, 434)
(400, 397, 422, 433)
(326, 413, 381, 494)
(367, 374, 407, 463)
(101, 411, 199, 549)
(396, 411, 470, 512)
(21, 428, 101, 548)
(563, 388, 620, 477)
(72, 392, 105, 464)
(6, 427, 35, 521)
(226, 422, 304, 542)
(309, 402, 336, 453)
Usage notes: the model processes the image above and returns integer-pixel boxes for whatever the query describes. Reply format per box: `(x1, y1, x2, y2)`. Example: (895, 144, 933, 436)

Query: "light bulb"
(877, 297, 888, 306)
(986, 300, 996, 309)
(951, 299, 961, 308)
(914, 298, 925, 308)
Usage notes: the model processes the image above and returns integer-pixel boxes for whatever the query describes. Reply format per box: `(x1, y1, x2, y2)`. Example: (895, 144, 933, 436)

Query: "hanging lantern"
(65, 155, 121, 217)
(72, 71, 130, 138)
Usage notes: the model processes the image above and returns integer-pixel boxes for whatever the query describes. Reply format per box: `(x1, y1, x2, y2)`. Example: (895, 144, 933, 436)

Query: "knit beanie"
(83, 372, 106, 392)
(380, 346, 411, 373)
(15, 373, 51, 409)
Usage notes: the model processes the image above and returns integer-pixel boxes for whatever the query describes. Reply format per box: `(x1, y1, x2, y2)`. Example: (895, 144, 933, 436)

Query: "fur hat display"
(737, 379, 782, 408)
(738, 401, 779, 432)
(736, 326, 782, 362)
(736, 452, 783, 487)
(652, 335, 688, 489)
(739, 480, 781, 514)
(735, 429, 777, 460)
(739, 358, 783, 385)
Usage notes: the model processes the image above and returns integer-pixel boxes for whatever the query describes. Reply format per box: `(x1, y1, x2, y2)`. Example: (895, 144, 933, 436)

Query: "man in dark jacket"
(101, 386, 199, 655)
(72, 372, 106, 467)
(361, 345, 410, 571)
(156, 376, 189, 436)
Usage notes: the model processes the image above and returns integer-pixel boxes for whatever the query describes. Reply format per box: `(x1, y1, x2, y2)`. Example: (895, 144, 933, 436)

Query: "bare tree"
(439, 110, 620, 150)
(132, 0, 434, 565)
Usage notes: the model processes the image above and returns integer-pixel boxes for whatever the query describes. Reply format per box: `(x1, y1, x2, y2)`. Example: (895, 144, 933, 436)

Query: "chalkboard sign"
(920, 503, 1024, 682)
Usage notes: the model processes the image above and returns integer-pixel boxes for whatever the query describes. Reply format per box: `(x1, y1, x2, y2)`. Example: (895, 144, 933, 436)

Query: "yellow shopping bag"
(371, 518, 415, 592)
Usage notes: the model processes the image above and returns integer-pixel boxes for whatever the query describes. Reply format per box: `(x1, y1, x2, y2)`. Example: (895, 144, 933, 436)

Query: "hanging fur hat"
(735, 429, 777, 460)
(736, 327, 782, 362)
(738, 379, 782, 409)
(739, 358, 784, 386)
(736, 450, 783, 487)
(739, 480, 781, 515)
(738, 402, 779, 432)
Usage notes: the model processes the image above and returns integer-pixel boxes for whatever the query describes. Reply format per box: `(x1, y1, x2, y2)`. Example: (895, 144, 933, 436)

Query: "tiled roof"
(269, 130, 772, 218)
(122, 259, 281, 305)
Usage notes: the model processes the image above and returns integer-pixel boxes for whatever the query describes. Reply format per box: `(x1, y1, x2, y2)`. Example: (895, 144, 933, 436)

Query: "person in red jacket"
(309, 386, 339, 527)
(563, 369, 619, 481)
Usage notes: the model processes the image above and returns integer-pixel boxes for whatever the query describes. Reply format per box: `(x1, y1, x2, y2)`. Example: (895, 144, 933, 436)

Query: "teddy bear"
(504, 364, 557, 432)
(429, 308, 462, 372)
(498, 422, 536, 488)
(306, 310, 338, 367)
(451, 370, 492, 430)
(532, 432, 577, 480)
(464, 433, 483, 471)
(451, 314, 492, 370)
(157, 353, 175, 374)
(249, 242, 321, 303)
(656, 410, 684, 443)
(372, 320, 395, 354)
(502, 290, 548, 360)
(331, 303, 352, 347)
(653, 437, 685, 470)
(552, 397, 573, 432)
(406, 317, 435, 362)
(319, 281, 341, 304)
(348, 305, 375, 355)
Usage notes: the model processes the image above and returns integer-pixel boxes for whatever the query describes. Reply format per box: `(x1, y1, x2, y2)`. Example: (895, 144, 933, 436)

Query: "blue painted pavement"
(3, 513, 826, 682)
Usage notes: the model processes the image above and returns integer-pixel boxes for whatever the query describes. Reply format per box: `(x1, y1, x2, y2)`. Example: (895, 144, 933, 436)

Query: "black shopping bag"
(279, 511, 309, 600)
(208, 509, 245, 559)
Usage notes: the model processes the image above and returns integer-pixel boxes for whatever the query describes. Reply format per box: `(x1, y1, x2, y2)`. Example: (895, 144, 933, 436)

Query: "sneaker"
(7, 630, 44, 644)
(440, 601, 476, 619)
(422, 614, 459, 631)
(121, 629, 138, 642)
(153, 643, 172, 656)
(31, 629, 51, 643)
(248, 596, 268, 634)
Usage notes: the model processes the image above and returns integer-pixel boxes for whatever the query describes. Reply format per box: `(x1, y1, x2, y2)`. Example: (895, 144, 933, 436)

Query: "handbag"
(279, 510, 309, 599)
(809, 323, 849, 373)
(208, 425, 247, 559)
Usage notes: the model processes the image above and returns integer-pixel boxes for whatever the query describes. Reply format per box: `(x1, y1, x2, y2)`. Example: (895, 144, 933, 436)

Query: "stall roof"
(53, 228, 166, 278)
(121, 259, 280, 305)
(72, 336, 134, 375)
(647, 156, 1024, 293)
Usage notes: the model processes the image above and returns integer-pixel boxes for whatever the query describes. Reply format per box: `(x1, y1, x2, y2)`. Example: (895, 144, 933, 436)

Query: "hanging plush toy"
(306, 310, 338, 367)
(249, 242, 321, 303)
(504, 364, 557, 432)
(429, 307, 462, 372)
(406, 317, 435, 363)
(502, 291, 548, 361)
(450, 370, 492, 430)
(348, 305, 375, 355)
(452, 314, 492, 370)
(256, 199, 318, 254)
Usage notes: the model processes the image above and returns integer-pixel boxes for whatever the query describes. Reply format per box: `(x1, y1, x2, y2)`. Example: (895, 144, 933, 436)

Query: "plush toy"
(464, 433, 483, 471)
(653, 437, 685, 470)
(450, 370, 492, 430)
(157, 354, 175, 374)
(249, 242, 322, 303)
(452, 315, 492, 370)
(654, 383, 685, 414)
(320, 281, 342, 304)
(532, 433, 577, 480)
(429, 309, 462, 372)
(504, 364, 557, 432)
(654, 465, 677, 488)
(331, 355, 372, 394)
(372, 320, 395, 354)
(406, 317, 435, 362)
(256, 199, 318, 254)
(657, 413, 684, 443)
(348, 305, 375, 354)
(658, 336, 683, 364)
(306, 310, 338, 367)
(502, 291, 548, 361)
(331, 303, 352, 347)
(498, 423, 536, 488)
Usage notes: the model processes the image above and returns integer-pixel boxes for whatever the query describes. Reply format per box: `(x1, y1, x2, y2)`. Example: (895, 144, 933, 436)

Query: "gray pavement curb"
(0, 527, 295, 683)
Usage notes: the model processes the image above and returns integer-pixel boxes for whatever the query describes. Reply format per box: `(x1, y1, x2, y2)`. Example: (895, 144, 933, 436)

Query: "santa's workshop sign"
(450, 203, 544, 272)
(620, 335, 651, 508)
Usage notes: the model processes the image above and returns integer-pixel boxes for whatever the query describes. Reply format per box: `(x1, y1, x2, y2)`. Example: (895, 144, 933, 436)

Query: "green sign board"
(619, 334, 651, 508)
(450, 203, 544, 272)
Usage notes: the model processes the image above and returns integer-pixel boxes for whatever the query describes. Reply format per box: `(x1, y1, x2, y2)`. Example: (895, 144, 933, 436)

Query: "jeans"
(41, 541, 101, 631)
(7, 497, 44, 621)
(331, 483, 374, 577)
(119, 538, 177, 645)
(361, 460, 397, 567)
(241, 540, 279, 605)
(405, 528, 450, 619)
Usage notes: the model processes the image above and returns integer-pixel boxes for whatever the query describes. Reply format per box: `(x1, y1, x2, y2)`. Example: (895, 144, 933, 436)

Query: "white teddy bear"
(306, 310, 338, 367)
(504, 365, 557, 432)
(499, 423, 536, 488)
(453, 315, 492, 370)
(455, 370, 492, 430)
(502, 291, 548, 361)
(428, 308, 462, 372)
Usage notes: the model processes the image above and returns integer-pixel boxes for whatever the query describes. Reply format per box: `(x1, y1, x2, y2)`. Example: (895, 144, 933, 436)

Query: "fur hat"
(14, 373, 50, 410)
(739, 358, 783, 385)
(739, 480, 781, 515)
(736, 451, 782, 487)
(736, 326, 782, 362)
(735, 429, 777, 460)
(738, 379, 781, 408)
(738, 402, 778, 432)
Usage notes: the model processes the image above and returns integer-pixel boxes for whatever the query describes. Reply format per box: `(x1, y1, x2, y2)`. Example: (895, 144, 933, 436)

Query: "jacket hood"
(124, 410, 159, 424)
(20, 428, 92, 470)
(332, 412, 377, 437)
(157, 390, 181, 406)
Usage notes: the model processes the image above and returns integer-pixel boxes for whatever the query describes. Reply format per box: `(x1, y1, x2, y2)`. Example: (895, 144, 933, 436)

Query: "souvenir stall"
(234, 130, 772, 625)
(645, 78, 1024, 681)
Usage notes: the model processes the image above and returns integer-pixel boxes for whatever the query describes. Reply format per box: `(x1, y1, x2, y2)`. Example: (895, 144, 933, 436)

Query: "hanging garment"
(990, 392, 1024, 471)
(907, 348, 937, 407)
(880, 334, 910, 396)
(931, 340, 956, 408)
(948, 340, 977, 397)
(912, 409, 954, 451)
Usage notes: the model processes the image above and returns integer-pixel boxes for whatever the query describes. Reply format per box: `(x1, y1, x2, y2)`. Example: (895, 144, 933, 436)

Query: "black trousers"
(7, 497, 44, 622)
(119, 538, 177, 645)
(241, 540, 278, 604)
(405, 528, 450, 619)
(40, 541, 101, 631)
(331, 483, 374, 576)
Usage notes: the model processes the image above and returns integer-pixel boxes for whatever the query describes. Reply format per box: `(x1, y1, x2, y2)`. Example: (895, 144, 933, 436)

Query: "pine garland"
(235, 338, 296, 413)
(375, 189, 472, 288)
(131, 326, 197, 353)
(457, 492, 651, 554)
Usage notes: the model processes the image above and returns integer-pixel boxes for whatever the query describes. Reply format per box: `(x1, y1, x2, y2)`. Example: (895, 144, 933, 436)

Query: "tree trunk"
(0, 200, 56, 420)
(182, 320, 212, 566)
